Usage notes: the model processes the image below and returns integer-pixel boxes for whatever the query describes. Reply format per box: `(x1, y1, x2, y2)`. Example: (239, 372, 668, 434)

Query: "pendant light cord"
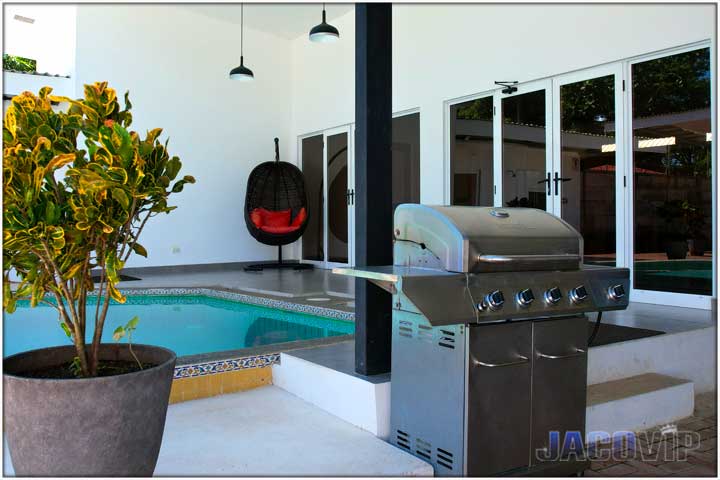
(241, 3, 244, 60)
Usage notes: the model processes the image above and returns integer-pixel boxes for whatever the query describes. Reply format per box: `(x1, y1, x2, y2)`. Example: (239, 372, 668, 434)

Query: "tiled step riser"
(586, 381, 695, 443)
(588, 327, 715, 393)
(272, 353, 391, 439)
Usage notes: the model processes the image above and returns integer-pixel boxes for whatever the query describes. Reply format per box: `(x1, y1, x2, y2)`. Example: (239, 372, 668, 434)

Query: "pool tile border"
(118, 287, 355, 322)
(173, 353, 281, 379)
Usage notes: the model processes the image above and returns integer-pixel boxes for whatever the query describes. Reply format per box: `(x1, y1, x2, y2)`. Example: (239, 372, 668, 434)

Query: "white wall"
(3, 4, 76, 76)
(289, 4, 716, 204)
(75, 5, 294, 267)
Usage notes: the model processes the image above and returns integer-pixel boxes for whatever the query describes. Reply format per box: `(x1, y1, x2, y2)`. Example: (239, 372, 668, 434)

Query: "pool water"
(4, 295, 354, 358)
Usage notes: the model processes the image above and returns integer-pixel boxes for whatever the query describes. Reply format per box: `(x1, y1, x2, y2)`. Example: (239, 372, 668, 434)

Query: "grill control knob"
(485, 290, 505, 310)
(569, 285, 588, 304)
(516, 288, 535, 307)
(544, 287, 563, 305)
(608, 284, 626, 301)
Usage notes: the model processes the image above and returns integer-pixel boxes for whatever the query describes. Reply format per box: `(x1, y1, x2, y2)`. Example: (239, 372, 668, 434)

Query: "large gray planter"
(4, 343, 176, 477)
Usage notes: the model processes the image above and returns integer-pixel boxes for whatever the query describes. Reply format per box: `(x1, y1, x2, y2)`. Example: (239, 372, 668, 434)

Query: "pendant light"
(309, 3, 339, 43)
(229, 4, 254, 81)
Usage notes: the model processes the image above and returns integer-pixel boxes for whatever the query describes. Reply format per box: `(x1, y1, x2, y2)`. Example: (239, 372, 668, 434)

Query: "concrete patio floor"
(4, 385, 432, 477)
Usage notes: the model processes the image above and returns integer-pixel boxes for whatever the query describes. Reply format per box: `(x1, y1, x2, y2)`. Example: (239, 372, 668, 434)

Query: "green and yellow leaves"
(3, 83, 193, 375)
(113, 315, 139, 342)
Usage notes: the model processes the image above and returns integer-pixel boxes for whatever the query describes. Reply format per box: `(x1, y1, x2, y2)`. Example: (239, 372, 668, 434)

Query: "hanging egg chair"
(243, 138, 313, 271)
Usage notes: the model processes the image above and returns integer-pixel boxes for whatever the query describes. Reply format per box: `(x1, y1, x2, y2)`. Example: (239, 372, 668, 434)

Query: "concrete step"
(272, 341, 391, 439)
(586, 373, 694, 443)
(5, 386, 432, 477)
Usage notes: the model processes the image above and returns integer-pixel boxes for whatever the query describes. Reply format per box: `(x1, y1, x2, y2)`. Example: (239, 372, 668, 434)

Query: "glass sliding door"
(501, 82, 551, 210)
(326, 130, 349, 264)
(630, 47, 712, 297)
(450, 96, 494, 206)
(301, 134, 324, 262)
(299, 126, 354, 268)
(554, 65, 623, 266)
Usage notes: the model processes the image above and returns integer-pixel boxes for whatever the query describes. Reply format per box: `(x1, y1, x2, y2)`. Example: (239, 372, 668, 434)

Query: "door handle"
(538, 173, 551, 196)
(536, 347, 586, 360)
(552, 172, 572, 195)
(472, 354, 529, 368)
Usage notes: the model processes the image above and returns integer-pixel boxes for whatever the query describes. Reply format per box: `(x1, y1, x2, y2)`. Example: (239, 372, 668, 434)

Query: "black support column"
(354, 3, 393, 376)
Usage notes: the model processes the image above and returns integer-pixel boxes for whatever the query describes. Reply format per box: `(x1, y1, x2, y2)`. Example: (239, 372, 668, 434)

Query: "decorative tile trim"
(118, 287, 356, 322)
(173, 353, 281, 379)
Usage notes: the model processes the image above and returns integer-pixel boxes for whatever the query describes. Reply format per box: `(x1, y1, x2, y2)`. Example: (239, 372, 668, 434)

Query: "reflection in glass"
(632, 48, 712, 295)
(502, 90, 547, 209)
(392, 113, 421, 209)
(560, 75, 616, 265)
(301, 135, 324, 261)
(450, 97, 493, 206)
(327, 133, 348, 264)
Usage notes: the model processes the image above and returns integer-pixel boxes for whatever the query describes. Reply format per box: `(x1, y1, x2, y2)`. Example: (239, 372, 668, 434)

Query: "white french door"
(496, 79, 553, 212)
(550, 64, 627, 267)
(298, 125, 354, 269)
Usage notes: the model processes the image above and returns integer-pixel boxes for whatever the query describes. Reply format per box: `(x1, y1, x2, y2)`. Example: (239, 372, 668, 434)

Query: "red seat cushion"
(250, 208, 292, 228)
(290, 207, 307, 228)
(260, 225, 300, 234)
(250, 209, 263, 228)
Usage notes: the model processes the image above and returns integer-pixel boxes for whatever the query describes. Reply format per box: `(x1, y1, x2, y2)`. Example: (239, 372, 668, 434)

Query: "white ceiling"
(182, 4, 353, 40)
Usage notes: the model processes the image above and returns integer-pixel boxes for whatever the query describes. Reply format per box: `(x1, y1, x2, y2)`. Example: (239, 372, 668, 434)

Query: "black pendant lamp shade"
(230, 56, 254, 81)
(230, 4, 254, 81)
(309, 4, 339, 43)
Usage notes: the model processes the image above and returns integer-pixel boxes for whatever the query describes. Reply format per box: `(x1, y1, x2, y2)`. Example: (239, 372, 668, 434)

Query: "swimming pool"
(4, 294, 354, 358)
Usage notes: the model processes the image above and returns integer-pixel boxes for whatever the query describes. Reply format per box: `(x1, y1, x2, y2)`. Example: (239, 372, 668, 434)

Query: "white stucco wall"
(289, 3, 716, 204)
(75, 5, 294, 267)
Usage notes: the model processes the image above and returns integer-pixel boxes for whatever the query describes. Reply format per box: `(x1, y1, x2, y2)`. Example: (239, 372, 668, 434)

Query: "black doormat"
(587, 321, 664, 347)
(90, 274, 141, 283)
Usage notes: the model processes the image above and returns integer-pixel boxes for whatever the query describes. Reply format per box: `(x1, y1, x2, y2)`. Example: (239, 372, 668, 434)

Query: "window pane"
(450, 97, 493, 206)
(502, 90, 547, 209)
(327, 133, 349, 264)
(392, 113, 421, 209)
(632, 48, 712, 295)
(301, 135, 324, 261)
(560, 75, 616, 266)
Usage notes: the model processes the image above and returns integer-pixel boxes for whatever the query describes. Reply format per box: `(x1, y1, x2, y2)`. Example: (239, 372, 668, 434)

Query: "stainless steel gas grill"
(334, 205, 630, 477)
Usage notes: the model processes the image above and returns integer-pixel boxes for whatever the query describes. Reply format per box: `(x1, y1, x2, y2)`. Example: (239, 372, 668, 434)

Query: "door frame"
(297, 125, 354, 269)
(551, 63, 627, 268)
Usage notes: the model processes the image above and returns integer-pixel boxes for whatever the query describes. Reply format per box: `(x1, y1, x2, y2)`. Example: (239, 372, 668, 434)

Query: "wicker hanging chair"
(243, 138, 313, 271)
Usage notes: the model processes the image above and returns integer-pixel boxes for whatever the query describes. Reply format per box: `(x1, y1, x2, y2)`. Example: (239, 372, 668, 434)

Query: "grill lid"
(393, 205, 583, 273)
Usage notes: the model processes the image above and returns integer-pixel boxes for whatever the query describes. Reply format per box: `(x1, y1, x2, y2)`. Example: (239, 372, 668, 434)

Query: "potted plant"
(3, 82, 194, 476)
(656, 200, 691, 260)
(686, 204, 707, 256)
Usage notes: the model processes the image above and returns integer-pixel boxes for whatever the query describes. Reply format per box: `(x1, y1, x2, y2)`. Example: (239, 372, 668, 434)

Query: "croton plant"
(3, 82, 194, 377)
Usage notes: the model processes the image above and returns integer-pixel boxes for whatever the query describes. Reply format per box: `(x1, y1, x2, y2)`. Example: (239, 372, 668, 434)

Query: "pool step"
(586, 373, 694, 443)
(272, 341, 391, 439)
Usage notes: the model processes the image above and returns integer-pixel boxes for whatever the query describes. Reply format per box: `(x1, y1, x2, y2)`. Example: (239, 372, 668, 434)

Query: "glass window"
(502, 90, 547, 209)
(327, 132, 349, 264)
(631, 48, 712, 295)
(560, 75, 617, 266)
(301, 135, 324, 262)
(392, 113, 421, 209)
(450, 97, 493, 206)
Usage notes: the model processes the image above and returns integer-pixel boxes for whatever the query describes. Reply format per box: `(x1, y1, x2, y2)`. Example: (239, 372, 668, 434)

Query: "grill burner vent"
(437, 447, 454, 470)
(398, 320, 413, 339)
(396, 430, 410, 450)
(417, 324, 433, 343)
(439, 329, 456, 349)
(415, 437, 432, 461)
